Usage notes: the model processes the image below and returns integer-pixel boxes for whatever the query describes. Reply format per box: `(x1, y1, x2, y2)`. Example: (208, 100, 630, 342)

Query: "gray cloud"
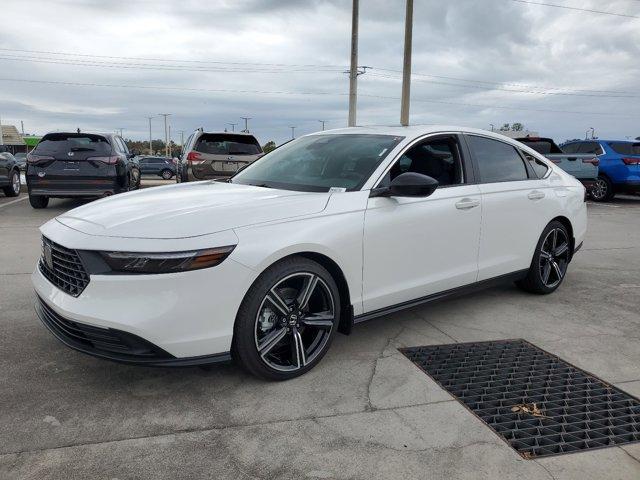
(0, 0, 638, 145)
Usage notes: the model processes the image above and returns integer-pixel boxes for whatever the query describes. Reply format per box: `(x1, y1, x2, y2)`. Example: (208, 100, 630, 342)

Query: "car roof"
(307, 125, 527, 144)
(195, 131, 257, 137)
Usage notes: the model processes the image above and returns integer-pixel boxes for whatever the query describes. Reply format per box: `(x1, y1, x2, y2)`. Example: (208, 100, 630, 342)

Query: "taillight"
(622, 157, 640, 165)
(582, 157, 599, 166)
(187, 151, 203, 164)
(87, 155, 119, 165)
(27, 153, 54, 164)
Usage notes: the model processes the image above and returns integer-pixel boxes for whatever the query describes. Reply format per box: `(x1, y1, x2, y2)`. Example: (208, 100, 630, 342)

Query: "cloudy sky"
(0, 0, 639, 145)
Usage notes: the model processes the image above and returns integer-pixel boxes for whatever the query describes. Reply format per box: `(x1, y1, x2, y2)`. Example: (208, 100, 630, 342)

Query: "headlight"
(100, 246, 235, 274)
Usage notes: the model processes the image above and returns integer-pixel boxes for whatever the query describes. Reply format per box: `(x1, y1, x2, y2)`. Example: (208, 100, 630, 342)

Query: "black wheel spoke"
(554, 242, 569, 257)
(267, 289, 290, 316)
(258, 327, 287, 356)
(551, 260, 563, 281)
(296, 274, 318, 311)
(301, 312, 334, 329)
(542, 262, 551, 284)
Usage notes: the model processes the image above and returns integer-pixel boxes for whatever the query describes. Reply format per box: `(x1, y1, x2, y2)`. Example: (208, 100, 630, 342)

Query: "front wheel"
(232, 257, 340, 381)
(29, 194, 49, 209)
(516, 221, 571, 295)
(591, 175, 614, 202)
(2, 170, 20, 197)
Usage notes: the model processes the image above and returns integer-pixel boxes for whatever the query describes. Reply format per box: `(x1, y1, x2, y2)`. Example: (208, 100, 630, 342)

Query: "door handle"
(455, 198, 480, 210)
(528, 190, 545, 200)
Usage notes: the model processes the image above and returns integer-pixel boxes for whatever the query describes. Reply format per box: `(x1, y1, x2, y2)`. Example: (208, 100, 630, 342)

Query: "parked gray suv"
(178, 130, 263, 182)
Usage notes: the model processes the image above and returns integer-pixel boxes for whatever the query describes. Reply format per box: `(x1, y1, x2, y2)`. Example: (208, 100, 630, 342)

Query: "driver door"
(362, 134, 482, 313)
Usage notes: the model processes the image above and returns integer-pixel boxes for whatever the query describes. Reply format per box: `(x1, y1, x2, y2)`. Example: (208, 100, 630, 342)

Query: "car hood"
(56, 181, 330, 239)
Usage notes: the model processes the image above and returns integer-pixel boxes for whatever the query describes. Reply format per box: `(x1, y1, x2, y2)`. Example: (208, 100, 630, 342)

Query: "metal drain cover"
(400, 339, 640, 458)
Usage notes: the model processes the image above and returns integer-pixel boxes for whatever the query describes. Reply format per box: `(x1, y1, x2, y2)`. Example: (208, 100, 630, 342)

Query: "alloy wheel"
(254, 272, 335, 372)
(12, 172, 20, 195)
(538, 228, 570, 288)
(591, 178, 608, 201)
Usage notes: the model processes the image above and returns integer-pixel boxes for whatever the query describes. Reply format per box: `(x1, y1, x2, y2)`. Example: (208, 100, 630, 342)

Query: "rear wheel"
(232, 257, 340, 381)
(161, 169, 173, 180)
(591, 175, 614, 202)
(29, 194, 49, 209)
(516, 221, 571, 294)
(2, 170, 20, 197)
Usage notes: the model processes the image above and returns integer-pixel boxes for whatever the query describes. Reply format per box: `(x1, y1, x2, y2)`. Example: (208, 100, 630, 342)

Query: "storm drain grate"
(400, 339, 640, 458)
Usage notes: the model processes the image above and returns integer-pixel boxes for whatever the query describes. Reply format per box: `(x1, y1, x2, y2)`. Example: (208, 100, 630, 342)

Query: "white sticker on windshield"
(329, 187, 347, 193)
(378, 148, 388, 157)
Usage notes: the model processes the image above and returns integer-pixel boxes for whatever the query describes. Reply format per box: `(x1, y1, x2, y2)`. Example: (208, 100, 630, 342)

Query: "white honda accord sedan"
(33, 126, 587, 380)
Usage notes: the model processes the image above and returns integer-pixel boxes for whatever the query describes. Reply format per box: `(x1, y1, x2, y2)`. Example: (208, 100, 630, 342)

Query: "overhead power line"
(0, 47, 347, 70)
(367, 72, 640, 99)
(508, 0, 640, 18)
(0, 77, 636, 118)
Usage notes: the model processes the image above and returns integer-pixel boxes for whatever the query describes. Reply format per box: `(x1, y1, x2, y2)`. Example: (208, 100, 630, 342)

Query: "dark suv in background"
(26, 132, 140, 208)
(0, 151, 21, 197)
(138, 156, 176, 179)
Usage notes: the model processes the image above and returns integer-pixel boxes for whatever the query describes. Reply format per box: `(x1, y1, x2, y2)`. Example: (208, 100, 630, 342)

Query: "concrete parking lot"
(0, 185, 639, 480)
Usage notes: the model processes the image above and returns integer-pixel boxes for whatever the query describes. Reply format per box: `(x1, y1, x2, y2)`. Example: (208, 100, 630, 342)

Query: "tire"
(2, 170, 20, 197)
(232, 257, 340, 381)
(516, 221, 571, 295)
(590, 175, 614, 202)
(161, 169, 173, 180)
(29, 194, 49, 209)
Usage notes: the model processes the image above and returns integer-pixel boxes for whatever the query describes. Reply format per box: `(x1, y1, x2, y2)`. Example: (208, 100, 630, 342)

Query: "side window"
(521, 151, 549, 178)
(380, 137, 464, 188)
(561, 143, 579, 154)
(467, 136, 529, 183)
(118, 137, 129, 154)
(578, 142, 603, 155)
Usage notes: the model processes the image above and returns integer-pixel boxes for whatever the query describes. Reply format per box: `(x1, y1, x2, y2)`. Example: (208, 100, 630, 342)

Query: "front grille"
(36, 296, 171, 359)
(39, 236, 90, 296)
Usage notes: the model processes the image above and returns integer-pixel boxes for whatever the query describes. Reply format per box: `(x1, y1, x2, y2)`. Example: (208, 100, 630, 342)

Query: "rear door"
(465, 134, 554, 280)
(29, 133, 115, 181)
(0, 152, 9, 181)
(191, 133, 263, 178)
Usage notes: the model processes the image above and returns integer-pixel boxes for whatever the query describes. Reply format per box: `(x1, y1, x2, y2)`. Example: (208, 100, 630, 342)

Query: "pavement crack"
(533, 460, 558, 480)
(365, 325, 406, 412)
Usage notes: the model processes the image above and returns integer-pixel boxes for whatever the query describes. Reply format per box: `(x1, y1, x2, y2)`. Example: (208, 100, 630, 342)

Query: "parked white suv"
(178, 129, 263, 182)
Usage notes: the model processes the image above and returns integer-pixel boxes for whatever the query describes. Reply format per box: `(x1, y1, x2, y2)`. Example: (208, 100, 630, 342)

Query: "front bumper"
(35, 295, 231, 366)
(32, 227, 256, 362)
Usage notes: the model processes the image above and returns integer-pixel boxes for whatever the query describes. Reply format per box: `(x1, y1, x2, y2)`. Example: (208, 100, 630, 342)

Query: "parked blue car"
(137, 156, 176, 180)
(561, 140, 640, 201)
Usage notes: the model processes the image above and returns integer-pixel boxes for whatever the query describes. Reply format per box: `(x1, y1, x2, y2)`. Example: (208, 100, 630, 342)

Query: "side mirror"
(371, 172, 439, 198)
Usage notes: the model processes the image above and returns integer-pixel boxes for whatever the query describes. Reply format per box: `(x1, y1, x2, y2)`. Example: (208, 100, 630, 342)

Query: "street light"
(228, 123, 237, 132)
(146, 116, 154, 154)
(158, 114, 171, 157)
(318, 120, 326, 131)
(289, 126, 296, 139)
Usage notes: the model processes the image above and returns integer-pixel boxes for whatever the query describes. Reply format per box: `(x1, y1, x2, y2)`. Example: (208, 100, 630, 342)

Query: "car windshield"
(231, 134, 403, 192)
(609, 142, 640, 156)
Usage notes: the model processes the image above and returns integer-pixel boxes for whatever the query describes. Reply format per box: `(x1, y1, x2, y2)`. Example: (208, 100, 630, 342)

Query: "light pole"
(348, 0, 359, 127)
(158, 113, 171, 157)
(490, 124, 495, 132)
(0, 113, 4, 146)
(116, 128, 124, 137)
(146, 116, 154, 154)
(241, 117, 251, 133)
(318, 120, 326, 131)
(400, 0, 414, 126)
(289, 126, 296, 139)
(228, 123, 237, 132)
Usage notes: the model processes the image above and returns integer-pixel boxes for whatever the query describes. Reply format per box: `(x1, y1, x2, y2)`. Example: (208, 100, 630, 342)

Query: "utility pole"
(168, 125, 172, 157)
(400, 0, 414, 127)
(348, 0, 359, 127)
(241, 117, 251, 133)
(146, 117, 154, 154)
(158, 113, 171, 157)
(289, 126, 296, 139)
(21, 121, 24, 136)
(116, 128, 124, 137)
(177, 130, 185, 151)
(0, 113, 4, 146)
(490, 124, 495, 132)
(228, 123, 237, 132)
(318, 120, 326, 131)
